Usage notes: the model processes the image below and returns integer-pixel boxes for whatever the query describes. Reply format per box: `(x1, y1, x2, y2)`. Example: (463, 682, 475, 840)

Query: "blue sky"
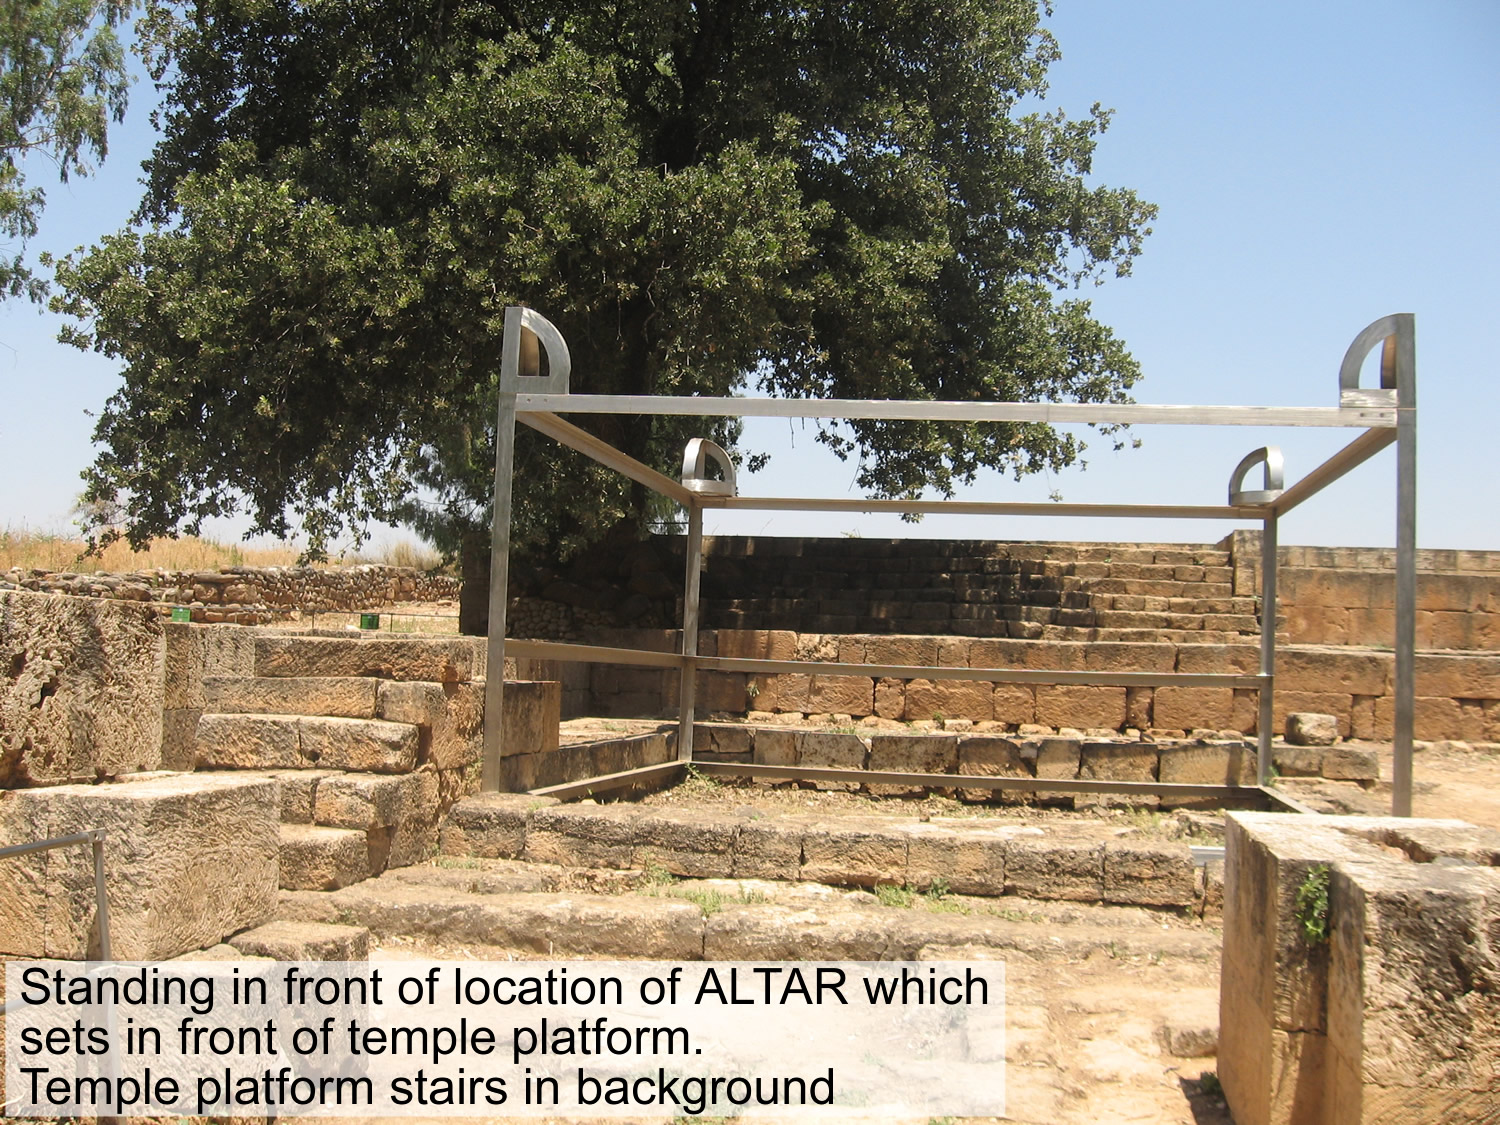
(2, 0, 1496, 553)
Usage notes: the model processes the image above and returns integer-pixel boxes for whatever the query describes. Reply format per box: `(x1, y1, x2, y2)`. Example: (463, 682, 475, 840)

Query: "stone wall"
(525, 628, 1500, 744)
(1, 564, 460, 624)
(0, 589, 165, 785)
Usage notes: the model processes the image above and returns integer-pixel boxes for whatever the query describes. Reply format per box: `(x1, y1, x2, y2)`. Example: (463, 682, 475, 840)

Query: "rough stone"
(1004, 837, 1103, 901)
(1104, 840, 1197, 906)
(801, 818, 908, 886)
(228, 919, 369, 960)
(634, 807, 739, 877)
(731, 819, 805, 880)
(955, 735, 1031, 802)
(299, 716, 419, 773)
(903, 821, 1008, 895)
(440, 793, 554, 859)
(195, 713, 303, 769)
(1286, 712, 1339, 746)
(1079, 741, 1158, 783)
(0, 774, 278, 959)
(0, 590, 165, 784)
(255, 635, 479, 682)
(279, 824, 369, 891)
(867, 733, 958, 796)
(205, 675, 378, 717)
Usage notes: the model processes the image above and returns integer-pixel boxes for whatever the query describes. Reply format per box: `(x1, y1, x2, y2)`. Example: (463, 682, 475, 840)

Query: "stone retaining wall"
(1, 564, 459, 624)
(519, 628, 1500, 743)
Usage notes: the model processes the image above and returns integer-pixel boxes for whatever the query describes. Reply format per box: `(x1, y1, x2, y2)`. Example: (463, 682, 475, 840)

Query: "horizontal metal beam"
(518, 411, 694, 504)
(697, 655, 1267, 689)
(530, 761, 684, 801)
(1260, 785, 1322, 815)
(689, 761, 1271, 800)
(519, 395, 1395, 429)
(1272, 427, 1398, 516)
(504, 639, 686, 669)
(714, 497, 1262, 519)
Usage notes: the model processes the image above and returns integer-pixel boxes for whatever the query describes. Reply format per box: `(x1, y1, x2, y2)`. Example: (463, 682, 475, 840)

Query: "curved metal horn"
(1229, 446, 1285, 506)
(1338, 313, 1414, 409)
(501, 307, 572, 392)
(680, 438, 738, 498)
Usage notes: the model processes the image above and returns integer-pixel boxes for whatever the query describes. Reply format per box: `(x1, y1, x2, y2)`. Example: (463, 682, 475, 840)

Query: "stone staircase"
(698, 539, 1277, 642)
(182, 633, 551, 895)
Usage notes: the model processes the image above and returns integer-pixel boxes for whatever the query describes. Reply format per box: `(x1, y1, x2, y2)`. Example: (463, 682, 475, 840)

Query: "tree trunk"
(458, 533, 490, 636)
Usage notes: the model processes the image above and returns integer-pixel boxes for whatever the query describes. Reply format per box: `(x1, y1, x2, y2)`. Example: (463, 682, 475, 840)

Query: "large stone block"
(228, 919, 369, 961)
(1158, 740, 1256, 788)
(1035, 685, 1126, 730)
(801, 818, 908, 886)
(955, 735, 1030, 802)
(731, 818, 805, 880)
(0, 774, 278, 959)
(1104, 840, 1197, 906)
(440, 793, 553, 858)
(279, 824, 369, 890)
(904, 822, 1008, 895)
(1153, 686, 1235, 732)
(634, 808, 738, 877)
(377, 679, 489, 768)
(524, 805, 643, 868)
(206, 675, 379, 717)
(1004, 837, 1103, 901)
(299, 716, 419, 773)
(254, 635, 479, 681)
(499, 680, 562, 757)
(1079, 741, 1157, 783)
(903, 678, 993, 722)
(1, 590, 165, 784)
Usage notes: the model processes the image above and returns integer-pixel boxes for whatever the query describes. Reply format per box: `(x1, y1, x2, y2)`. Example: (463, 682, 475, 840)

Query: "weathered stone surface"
(1158, 740, 1256, 788)
(1104, 840, 1197, 906)
(228, 920, 369, 960)
(498, 680, 562, 757)
(955, 735, 1031, 802)
(693, 722, 753, 757)
(196, 713, 304, 769)
(205, 675, 378, 717)
(440, 793, 554, 858)
(1, 590, 165, 784)
(255, 635, 478, 681)
(1035, 685, 1126, 730)
(1320, 746, 1379, 782)
(1153, 686, 1235, 732)
(279, 824, 368, 891)
(524, 805, 643, 868)
(300, 716, 419, 773)
(160, 706, 201, 770)
(377, 680, 485, 768)
(0, 774, 278, 959)
(903, 822, 1007, 895)
(903, 678, 993, 722)
(260, 768, 335, 823)
(731, 819, 805, 880)
(801, 818, 908, 886)
(634, 808, 739, 877)
(795, 731, 866, 789)
(1079, 741, 1158, 783)
(1004, 837, 1103, 901)
(314, 770, 425, 830)
(1286, 712, 1339, 746)
(751, 727, 797, 767)
(1272, 745, 1324, 777)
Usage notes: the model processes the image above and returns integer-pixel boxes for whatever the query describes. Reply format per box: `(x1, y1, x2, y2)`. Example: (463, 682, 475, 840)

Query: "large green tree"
(2, 0, 135, 299)
(52, 0, 1155, 633)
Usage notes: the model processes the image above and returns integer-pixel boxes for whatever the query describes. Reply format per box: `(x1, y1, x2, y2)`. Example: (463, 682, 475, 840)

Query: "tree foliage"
(52, 0, 1156, 630)
(2, 0, 134, 299)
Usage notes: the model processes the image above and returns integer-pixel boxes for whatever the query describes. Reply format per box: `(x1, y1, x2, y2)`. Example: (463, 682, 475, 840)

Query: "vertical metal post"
(90, 831, 111, 960)
(1392, 320, 1418, 816)
(1257, 517, 1279, 787)
(482, 390, 517, 792)
(678, 504, 704, 761)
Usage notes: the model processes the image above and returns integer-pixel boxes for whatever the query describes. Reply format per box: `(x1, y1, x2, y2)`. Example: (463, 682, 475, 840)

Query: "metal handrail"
(0, 829, 111, 960)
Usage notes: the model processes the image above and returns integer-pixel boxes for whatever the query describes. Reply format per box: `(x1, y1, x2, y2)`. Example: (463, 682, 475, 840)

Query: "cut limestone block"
(0, 774, 278, 959)
(279, 824, 368, 891)
(1103, 840, 1197, 907)
(228, 919, 370, 960)
(204, 675, 378, 718)
(634, 808, 739, 878)
(1216, 811, 1499, 1125)
(956, 735, 1032, 803)
(0, 590, 164, 784)
(300, 716, 419, 773)
(1004, 836, 1104, 901)
(1286, 712, 1339, 746)
(440, 793, 556, 858)
(524, 805, 643, 869)
(196, 713, 303, 769)
(254, 635, 479, 682)
(1320, 746, 1379, 782)
(867, 733, 957, 796)
(801, 818, 908, 886)
(497, 680, 562, 758)
(376, 680, 487, 768)
(259, 768, 337, 823)
(731, 819, 805, 881)
(902, 821, 1007, 895)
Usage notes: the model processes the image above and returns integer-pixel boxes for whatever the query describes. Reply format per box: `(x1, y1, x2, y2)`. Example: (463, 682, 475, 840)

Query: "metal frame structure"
(0, 829, 112, 962)
(483, 311, 1417, 815)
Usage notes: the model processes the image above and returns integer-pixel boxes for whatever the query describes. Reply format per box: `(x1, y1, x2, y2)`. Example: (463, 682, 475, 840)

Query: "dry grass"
(0, 525, 441, 573)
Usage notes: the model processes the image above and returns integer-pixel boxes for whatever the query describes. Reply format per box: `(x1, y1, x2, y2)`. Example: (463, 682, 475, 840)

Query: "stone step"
(204, 675, 380, 717)
(195, 713, 419, 773)
(276, 863, 1222, 963)
(253, 634, 482, 681)
(437, 795, 1208, 910)
(227, 919, 371, 960)
(279, 823, 370, 891)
